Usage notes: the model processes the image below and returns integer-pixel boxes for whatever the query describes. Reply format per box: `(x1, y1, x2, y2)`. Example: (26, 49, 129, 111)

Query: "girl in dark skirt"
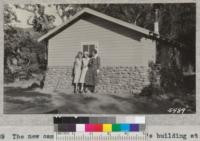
(85, 49, 100, 93)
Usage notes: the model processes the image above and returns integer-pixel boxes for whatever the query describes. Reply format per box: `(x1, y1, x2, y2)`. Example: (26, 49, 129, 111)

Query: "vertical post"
(154, 8, 159, 35)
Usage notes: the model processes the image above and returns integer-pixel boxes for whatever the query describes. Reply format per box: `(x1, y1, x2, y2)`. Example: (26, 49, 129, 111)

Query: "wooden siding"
(48, 16, 156, 67)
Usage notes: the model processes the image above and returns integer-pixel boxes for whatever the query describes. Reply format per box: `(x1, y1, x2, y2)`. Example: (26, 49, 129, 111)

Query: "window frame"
(81, 41, 99, 56)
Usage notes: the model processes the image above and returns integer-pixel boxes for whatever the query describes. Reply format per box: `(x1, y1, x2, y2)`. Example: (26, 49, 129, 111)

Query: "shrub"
(160, 65, 184, 92)
(145, 61, 184, 96)
(4, 26, 46, 83)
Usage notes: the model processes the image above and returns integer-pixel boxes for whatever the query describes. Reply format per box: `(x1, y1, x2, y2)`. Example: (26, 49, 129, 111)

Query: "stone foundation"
(44, 66, 151, 94)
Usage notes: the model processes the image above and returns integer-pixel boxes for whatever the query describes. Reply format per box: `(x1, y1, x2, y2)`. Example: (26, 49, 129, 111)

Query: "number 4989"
(167, 108, 186, 114)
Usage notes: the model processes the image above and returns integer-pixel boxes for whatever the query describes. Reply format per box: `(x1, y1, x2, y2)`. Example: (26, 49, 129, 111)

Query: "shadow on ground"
(4, 86, 194, 114)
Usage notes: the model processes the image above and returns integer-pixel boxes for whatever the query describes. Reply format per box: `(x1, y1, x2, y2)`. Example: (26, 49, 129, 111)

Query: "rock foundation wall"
(44, 66, 151, 94)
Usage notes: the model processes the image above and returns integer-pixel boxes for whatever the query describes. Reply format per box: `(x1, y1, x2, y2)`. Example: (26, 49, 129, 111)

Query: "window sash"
(82, 43, 97, 57)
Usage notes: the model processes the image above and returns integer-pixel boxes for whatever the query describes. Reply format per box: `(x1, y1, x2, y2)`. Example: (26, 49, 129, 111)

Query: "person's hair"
(92, 49, 97, 54)
(76, 51, 83, 58)
(83, 51, 89, 58)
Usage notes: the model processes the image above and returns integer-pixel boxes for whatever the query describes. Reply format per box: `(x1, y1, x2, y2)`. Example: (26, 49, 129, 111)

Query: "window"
(82, 42, 98, 57)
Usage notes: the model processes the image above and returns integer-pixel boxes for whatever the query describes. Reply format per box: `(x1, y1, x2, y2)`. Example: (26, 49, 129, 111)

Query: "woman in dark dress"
(85, 49, 100, 93)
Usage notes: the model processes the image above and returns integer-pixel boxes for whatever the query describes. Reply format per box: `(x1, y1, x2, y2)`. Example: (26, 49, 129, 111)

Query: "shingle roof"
(38, 8, 187, 49)
(38, 8, 154, 42)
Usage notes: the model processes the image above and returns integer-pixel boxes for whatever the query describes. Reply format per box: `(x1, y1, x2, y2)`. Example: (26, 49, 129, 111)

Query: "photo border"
(0, 0, 199, 126)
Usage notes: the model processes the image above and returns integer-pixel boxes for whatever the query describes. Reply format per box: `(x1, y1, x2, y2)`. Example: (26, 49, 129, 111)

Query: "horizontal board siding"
(48, 17, 156, 67)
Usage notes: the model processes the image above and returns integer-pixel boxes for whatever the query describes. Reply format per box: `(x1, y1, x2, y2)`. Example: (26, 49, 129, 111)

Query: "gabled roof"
(38, 8, 153, 42)
(37, 8, 187, 49)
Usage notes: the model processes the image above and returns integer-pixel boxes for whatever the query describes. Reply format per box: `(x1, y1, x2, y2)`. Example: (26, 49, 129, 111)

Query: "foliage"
(4, 4, 47, 83)
(50, 4, 155, 30)
(160, 66, 184, 92)
(14, 4, 56, 33)
(157, 3, 196, 67)
(87, 4, 155, 30)
(148, 61, 183, 94)
(4, 26, 46, 82)
(52, 4, 82, 22)
(4, 4, 19, 24)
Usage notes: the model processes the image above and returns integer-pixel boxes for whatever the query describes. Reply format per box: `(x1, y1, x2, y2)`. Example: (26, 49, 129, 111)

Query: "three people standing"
(73, 49, 100, 94)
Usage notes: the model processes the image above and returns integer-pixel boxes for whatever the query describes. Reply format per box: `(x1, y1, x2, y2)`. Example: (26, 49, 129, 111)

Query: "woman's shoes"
(74, 88, 88, 94)
(74, 88, 79, 94)
(80, 87, 84, 94)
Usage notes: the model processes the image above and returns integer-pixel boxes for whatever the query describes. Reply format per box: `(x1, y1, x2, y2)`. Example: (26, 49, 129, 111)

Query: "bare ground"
(4, 84, 195, 114)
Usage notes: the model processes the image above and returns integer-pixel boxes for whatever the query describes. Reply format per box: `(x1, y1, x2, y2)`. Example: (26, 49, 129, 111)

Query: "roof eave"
(38, 8, 153, 42)
(38, 9, 87, 42)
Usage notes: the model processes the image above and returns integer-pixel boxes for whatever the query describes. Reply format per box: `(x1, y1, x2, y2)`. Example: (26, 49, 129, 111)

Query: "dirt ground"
(4, 85, 182, 114)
